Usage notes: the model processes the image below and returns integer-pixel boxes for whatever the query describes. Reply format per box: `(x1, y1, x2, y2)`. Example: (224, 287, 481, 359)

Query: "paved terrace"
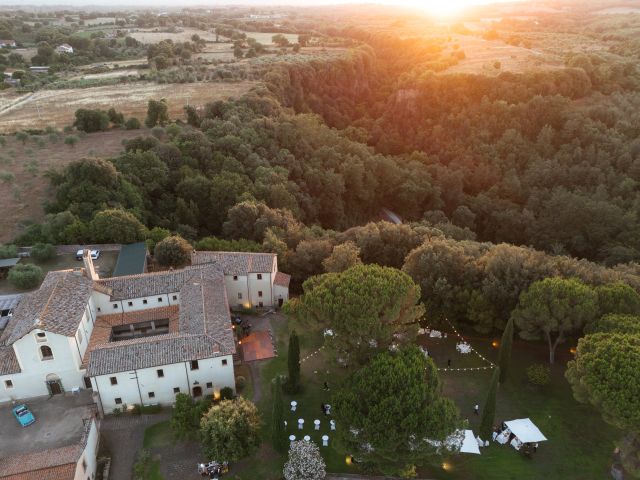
(0, 390, 95, 458)
(82, 306, 179, 368)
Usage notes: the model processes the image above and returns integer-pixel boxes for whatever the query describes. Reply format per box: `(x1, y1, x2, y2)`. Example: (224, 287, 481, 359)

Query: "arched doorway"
(192, 386, 203, 398)
(46, 373, 63, 395)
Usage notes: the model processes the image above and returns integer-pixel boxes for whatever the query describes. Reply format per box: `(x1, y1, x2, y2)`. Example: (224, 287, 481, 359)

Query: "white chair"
(290, 400, 297, 412)
(298, 418, 304, 430)
(303, 435, 311, 442)
(322, 435, 329, 447)
(314, 419, 320, 430)
(330, 420, 336, 431)
(289, 435, 296, 443)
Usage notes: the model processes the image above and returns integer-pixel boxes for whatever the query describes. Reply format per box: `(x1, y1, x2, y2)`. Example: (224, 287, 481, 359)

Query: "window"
(35, 332, 46, 342)
(233, 275, 238, 281)
(259, 302, 264, 308)
(128, 301, 133, 307)
(143, 299, 148, 305)
(190, 360, 199, 370)
(206, 382, 213, 388)
(114, 397, 122, 405)
(222, 359, 228, 366)
(157, 369, 164, 378)
(112, 303, 118, 309)
(157, 297, 163, 303)
(110, 377, 118, 386)
(237, 293, 242, 299)
(4, 380, 13, 389)
(148, 391, 155, 399)
(258, 291, 263, 298)
(257, 274, 262, 280)
(97, 307, 101, 313)
(77, 330, 83, 344)
(40, 345, 53, 360)
(173, 387, 180, 394)
(172, 295, 178, 301)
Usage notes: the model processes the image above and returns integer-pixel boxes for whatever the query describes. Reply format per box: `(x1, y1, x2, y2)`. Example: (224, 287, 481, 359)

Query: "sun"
(403, 0, 477, 18)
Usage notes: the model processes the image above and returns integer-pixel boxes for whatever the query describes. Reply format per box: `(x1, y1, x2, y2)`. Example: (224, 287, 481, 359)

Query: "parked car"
(76, 249, 100, 261)
(12, 404, 35, 427)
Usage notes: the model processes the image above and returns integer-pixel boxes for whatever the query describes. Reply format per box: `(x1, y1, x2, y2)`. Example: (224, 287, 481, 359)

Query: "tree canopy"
(294, 264, 424, 365)
(332, 346, 459, 473)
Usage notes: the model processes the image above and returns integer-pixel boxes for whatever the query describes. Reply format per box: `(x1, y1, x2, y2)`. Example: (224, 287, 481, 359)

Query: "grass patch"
(143, 421, 173, 450)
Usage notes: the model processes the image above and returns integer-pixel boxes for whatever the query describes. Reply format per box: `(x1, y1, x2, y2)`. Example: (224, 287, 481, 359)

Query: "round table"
(330, 419, 336, 430)
(289, 435, 296, 442)
(303, 435, 311, 442)
(290, 400, 297, 411)
(322, 434, 329, 446)
(298, 418, 304, 430)
(314, 419, 321, 430)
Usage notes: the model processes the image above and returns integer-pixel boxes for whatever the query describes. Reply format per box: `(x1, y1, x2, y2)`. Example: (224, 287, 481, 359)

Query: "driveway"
(0, 390, 95, 458)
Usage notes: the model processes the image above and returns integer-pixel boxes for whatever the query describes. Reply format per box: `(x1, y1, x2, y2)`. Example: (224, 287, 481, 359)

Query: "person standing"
(474, 404, 479, 415)
(447, 359, 451, 367)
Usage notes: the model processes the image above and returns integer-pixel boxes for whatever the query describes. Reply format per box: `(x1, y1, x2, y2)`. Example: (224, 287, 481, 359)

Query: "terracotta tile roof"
(95, 264, 216, 301)
(274, 271, 291, 288)
(191, 251, 276, 275)
(81, 306, 180, 368)
(0, 444, 80, 478)
(86, 333, 223, 376)
(87, 268, 235, 376)
(0, 346, 20, 375)
(179, 270, 235, 353)
(0, 271, 93, 344)
(0, 462, 76, 479)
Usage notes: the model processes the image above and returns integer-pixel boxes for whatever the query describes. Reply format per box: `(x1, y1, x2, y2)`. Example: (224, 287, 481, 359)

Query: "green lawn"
(418, 329, 620, 479)
(143, 420, 173, 450)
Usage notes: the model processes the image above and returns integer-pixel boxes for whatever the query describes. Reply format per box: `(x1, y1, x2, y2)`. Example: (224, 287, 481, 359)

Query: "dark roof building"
(112, 242, 148, 277)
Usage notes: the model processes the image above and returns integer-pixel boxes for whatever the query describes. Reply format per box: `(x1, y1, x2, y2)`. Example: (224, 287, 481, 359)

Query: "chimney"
(83, 249, 99, 281)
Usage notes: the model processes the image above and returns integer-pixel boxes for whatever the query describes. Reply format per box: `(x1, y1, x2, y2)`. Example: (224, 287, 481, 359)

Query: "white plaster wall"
(73, 418, 99, 480)
(93, 292, 180, 315)
(248, 273, 274, 307)
(274, 285, 289, 306)
(0, 332, 86, 403)
(224, 275, 249, 310)
(93, 355, 235, 412)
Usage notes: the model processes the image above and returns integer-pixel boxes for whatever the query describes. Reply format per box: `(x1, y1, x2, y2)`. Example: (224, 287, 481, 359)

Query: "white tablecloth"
(430, 330, 442, 338)
(496, 430, 510, 444)
(456, 342, 471, 354)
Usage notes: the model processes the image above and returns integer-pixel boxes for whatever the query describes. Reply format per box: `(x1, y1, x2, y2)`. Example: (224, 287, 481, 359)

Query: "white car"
(76, 249, 100, 260)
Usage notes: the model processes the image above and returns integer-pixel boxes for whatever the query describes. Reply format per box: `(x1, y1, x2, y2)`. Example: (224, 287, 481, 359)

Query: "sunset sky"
(0, 0, 520, 17)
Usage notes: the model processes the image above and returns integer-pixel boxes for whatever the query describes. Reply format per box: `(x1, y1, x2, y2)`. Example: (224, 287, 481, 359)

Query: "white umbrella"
(504, 418, 547, 443)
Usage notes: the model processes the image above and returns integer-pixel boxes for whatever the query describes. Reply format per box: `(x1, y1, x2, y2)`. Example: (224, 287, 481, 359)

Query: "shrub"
(165, 123, 181, 138)
(151, 126, 165, 139)
(16, 131, 29, 144)
(526, 363, 551, 386)
(125, 117, 141, 130)
(73, 108, 110, 133)
(112, 407, 122, 416)
(0, 244, 18, 259)
(64, 135, 79, 148)
(0, 171, 14, 184)
(235, 376, 246, 390)
(220, 386, 235, 400)
(0, 136, 5, 146)
(8, 264, 43, 290)
(30, 243, 56, 262)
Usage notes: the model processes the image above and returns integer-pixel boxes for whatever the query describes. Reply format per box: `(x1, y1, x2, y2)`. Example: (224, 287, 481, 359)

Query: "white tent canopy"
(504, 418, 547, 443)
(460, 429, 481, 454)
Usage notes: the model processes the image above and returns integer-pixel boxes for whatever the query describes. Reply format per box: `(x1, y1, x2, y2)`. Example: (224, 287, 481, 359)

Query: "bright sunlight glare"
(401, 0, 502, 18)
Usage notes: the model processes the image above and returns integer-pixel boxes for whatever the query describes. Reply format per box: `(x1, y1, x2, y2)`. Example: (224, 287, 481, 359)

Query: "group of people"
(197, 461, 229, 479)
(492, 423, 539, 454)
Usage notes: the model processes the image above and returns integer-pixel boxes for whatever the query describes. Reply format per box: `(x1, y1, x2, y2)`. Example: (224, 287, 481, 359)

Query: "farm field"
(0, 130, 145, 243)
(131, 27, 219, 44)
(0, 80, 258, 133)
(439, 35, 562, 75)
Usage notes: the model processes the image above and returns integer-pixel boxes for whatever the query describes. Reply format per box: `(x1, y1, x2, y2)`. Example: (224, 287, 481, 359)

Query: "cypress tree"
(287, 330, 301, 393)
(498, 317, 514, 384)
(272, 376, 287, 453)
(479, 366, 500, 441)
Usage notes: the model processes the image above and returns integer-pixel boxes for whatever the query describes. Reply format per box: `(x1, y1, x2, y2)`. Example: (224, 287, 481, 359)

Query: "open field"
(0, 81, 258, 133)
(440, 35, 563, 74)
(131, 27, 218, 44)
(0, 130, 143, 243)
